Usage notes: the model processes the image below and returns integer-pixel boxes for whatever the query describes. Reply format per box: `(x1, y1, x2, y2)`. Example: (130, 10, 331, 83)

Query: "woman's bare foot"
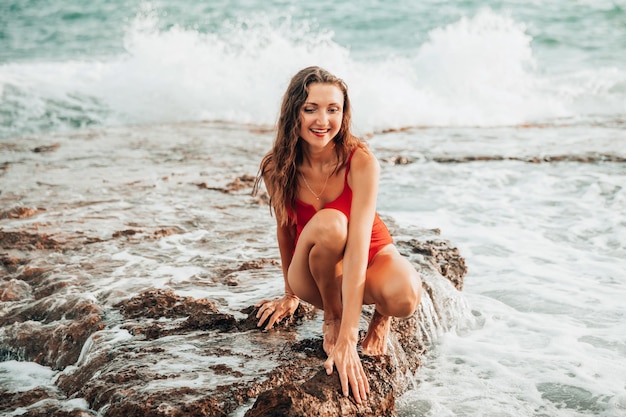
(362, 310, 391, 355)
(322, 318, 341, 356)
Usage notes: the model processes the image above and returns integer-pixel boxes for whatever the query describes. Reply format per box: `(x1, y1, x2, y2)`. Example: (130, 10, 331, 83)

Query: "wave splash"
(0, 7, 624, 138)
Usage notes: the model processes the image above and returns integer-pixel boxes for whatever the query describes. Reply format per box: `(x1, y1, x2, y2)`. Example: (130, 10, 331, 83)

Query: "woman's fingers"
(256, 300, 282, 329)
(361, 366, 370, 396)
(255, 296, 299, 329)
(324, 356, 334, 375)
(356, 366, 369, 402)
(256, 301, 276, 327)
(325, 355, 351, 400)
(254, 299, 269, 308)
(349, 369, 362, 404)
(264, 310, 282, 330)
(326, 344, 368, 404)
(346, 363, 368, 404)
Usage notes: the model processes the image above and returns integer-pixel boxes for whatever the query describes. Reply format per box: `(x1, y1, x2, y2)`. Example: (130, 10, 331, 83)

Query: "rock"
(0, 387, 59, 413)
(0, 207, 44, 220)
(0, 254, 27, 273)
(193, 174, 257, 194)
(103, 390, 228, 417)
(0, 386, 93, 416)
(0, 278, 31, 301)
(403, 238, 467, 291)
(118, 288, 220, 320)
(32, 143, 61, 153)
(0, 126, 469, 417)
(6, 232, 464, 417)
(1, 312, 104, 369)
(0, 295, 104, 369)
(245, 356, 398, 417)
(0, 230, 62, 251)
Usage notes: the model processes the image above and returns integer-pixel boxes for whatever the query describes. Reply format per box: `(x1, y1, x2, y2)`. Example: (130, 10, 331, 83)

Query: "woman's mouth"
(311, 128, 330, 136)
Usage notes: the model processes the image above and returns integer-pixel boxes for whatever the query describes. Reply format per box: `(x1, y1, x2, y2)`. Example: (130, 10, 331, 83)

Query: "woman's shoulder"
(350, 145, 380, 173)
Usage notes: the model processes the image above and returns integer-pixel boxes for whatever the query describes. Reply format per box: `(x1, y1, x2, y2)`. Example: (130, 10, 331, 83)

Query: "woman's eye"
(328, 108, 340, 114)
(303, 108, 316, 113)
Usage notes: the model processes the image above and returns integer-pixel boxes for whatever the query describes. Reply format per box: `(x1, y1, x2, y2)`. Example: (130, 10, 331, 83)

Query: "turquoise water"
(1, 0, 625, 138)
(1, 2, 626, 416)
(2, 0, 625, 65)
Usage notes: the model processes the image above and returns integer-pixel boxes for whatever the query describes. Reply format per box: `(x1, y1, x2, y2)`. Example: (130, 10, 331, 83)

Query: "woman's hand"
(255, 294, 299, 330)
(324, 338, 370, 404)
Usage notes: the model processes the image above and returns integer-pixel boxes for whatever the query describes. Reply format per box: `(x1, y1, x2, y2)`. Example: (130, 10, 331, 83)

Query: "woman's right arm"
(255, 220, 300, 329)
(276, 222, 297, 295)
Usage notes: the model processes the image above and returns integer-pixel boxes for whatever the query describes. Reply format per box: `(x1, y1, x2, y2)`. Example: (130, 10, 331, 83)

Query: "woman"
(253, 66, 422, 404)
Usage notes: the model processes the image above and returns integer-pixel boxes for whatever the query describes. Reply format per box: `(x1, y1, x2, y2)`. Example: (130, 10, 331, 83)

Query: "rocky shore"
(1, 123, 467, 416)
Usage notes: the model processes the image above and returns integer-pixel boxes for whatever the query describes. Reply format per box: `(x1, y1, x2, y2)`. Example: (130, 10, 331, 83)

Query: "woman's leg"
(362, 245, 422, 355)
(287, 209, 347, 354)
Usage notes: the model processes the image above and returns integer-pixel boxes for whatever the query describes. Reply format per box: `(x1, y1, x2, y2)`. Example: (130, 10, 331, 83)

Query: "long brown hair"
(253, 66, 363, 226)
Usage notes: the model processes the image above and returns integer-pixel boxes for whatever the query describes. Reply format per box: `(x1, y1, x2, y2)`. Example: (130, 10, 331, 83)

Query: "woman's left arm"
(323, 147, 379, 404)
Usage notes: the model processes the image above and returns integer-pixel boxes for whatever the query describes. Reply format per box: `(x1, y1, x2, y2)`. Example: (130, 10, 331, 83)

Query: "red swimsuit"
(291, 150, 393, 264)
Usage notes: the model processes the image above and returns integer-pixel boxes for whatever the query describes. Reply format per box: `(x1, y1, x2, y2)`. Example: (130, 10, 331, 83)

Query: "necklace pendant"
(301, 169, 331, 202)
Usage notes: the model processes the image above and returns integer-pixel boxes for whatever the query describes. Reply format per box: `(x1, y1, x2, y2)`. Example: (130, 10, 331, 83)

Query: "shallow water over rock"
(0, 122, 469, 416)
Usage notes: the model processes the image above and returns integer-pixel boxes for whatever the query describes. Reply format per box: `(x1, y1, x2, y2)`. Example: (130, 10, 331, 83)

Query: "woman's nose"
(316, 112, 328, 125)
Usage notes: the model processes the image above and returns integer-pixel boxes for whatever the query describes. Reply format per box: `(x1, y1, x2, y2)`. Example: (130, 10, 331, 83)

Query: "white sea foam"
(0, 361, 56, 393)
(1, 8, 624, 138)
(372, 129, 626, 417)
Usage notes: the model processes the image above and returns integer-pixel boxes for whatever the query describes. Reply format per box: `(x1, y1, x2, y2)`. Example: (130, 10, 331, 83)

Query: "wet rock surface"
(0, 230, 61, 251)
(382, 153, 626, 165)
(402, 238, 467, 291)
(0, 125, 468, 416)
(245, 356, 398, 417)
(1, 230, 464, 416)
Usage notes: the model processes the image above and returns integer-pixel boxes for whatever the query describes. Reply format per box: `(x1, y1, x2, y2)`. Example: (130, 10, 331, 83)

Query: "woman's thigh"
(287, 209, 348, 309)
(364, 245, 422, 317)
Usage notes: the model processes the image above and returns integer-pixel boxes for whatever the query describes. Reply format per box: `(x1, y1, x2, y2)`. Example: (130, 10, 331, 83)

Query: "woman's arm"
(341, 148, 379, 340)
(324, 147, 379, 403)
(276, 222, 297, 296)
(256, 207, 300, 329)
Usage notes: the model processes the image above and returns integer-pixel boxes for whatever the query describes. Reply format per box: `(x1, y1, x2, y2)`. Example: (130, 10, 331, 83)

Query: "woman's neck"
(301, 144, 337, 171)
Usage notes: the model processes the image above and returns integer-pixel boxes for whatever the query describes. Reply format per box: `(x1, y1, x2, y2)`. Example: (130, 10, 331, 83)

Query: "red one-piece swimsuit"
(290, 149, 393, 264)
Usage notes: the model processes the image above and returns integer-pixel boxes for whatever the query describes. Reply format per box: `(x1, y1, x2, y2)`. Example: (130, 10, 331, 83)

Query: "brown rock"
(1, 296, 104, 369)
(403, 238, 467, 291)
(0, 278, 31, 301)
(2, 313, 104, 369)
(193, 174, 257, 194)
(0, 387, 59, 414)
(183, 311, 238, 332)
(1, 230, 465, 417)
(1, 295, 102, 326)
(0, 254, 27, 273)
(32, 143, 60, 153)
(0, 230, 62, 250)
(0, 207, 43, 220)
(117, 288, 219, 320)
(103, 388, 228, 417)
(246, 356, 397, 417)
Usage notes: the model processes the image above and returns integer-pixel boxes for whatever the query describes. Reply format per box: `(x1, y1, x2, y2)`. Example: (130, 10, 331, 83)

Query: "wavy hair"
(253, 66, 363, 226)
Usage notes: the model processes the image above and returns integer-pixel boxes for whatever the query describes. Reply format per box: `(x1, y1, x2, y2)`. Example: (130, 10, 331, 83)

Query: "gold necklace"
(301, 169, 331, 200)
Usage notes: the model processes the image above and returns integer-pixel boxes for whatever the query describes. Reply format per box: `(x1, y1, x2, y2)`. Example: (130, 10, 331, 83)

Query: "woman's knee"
(306, 209, 348, 251)
(394, 274, 422, 317)
(370, 255, 422, 318)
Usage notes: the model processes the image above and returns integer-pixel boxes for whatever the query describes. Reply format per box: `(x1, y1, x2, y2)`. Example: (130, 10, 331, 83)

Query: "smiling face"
(299, 83, 344, 150)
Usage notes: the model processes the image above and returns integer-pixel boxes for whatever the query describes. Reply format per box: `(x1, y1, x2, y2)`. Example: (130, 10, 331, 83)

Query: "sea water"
(1, 1, 625, 416)
(1, 0, 625, 138)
